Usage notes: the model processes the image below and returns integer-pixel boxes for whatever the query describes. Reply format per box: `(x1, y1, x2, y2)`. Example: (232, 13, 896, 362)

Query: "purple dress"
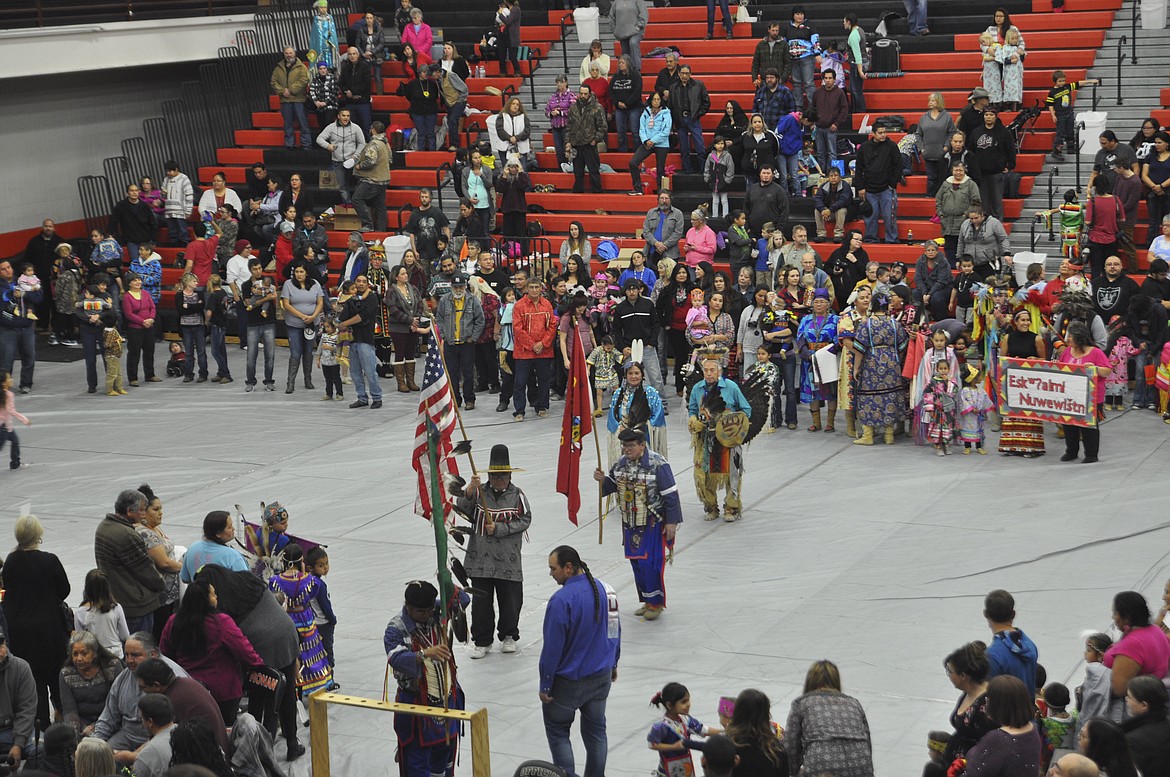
(267, 572, 333, 697)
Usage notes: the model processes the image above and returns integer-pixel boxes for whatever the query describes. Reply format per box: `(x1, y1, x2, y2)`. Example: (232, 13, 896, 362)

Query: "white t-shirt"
(226, 254, 252, 293)
(74, 603, 130, 658)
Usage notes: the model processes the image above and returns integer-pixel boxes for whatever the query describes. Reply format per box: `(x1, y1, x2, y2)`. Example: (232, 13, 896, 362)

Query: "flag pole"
(593, 416, 603, 545)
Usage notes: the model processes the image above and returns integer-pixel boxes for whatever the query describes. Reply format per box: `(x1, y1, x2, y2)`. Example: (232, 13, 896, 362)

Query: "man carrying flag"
(592, 426, 683, 621)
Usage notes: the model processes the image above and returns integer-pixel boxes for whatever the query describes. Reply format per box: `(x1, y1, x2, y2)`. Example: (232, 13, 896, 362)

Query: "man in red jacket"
(511, 278, 557, 421)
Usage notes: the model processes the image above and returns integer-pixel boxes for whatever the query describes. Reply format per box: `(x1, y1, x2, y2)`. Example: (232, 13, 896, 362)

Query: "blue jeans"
(1134, 349, 1152, 406)
(180, 324, 208, 378)
(618, 33, 643, 72)
(349, 103, 372, 137)
(863, 188, 899, 243)
(280, 101, 312, 149)
(447, 102, 466, 148)
(543, 669, 612, 777)
(332, 161, 354, 203)
(848, 62, 866, 112)
(0, 325, 35, 389)
(512, 357, 552, 414)
(247, 323, 275, 385)
(706, 0, 732, 35)
(776, 153, 801, 195)
(551, 126, 568, 166)
(412, 113, 438, 151)
(446, 342, 476, 405)
(815, 127, 837, 173)
(287, 328, 315, 382)
(0, 425, 20, 469)
(792, 56, 817, 108)
(903, 0, 928, 34)
(348, 341, 382, 402)
(614, 106, 641, 152)
(210, 324, 231, 378)
(676, 116, 704, 173)
(125, 611, 154, 635)
(165, 217, 189, 246)
(0, 727, 40, 763)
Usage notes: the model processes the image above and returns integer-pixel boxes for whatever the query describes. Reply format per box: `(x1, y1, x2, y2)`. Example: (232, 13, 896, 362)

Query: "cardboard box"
(332, 205, 362, 232)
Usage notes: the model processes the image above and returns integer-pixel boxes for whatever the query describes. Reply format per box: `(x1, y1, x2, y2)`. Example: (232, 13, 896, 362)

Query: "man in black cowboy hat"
(383, 579, 469, 777)
(455, 444, 532, 659)
(593, 426, 682, 621)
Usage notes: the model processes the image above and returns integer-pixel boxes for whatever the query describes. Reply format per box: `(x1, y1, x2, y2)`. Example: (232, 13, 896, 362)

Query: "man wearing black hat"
(435, 273, 484, 409)
(0, 628, 37, 770)
(593, 426, 682, 620)
(455, 445, 532, 659)
(384, 580, 469, 777)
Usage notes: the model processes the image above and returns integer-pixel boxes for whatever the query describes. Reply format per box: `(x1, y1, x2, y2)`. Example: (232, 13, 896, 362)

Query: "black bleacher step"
(264, 148, 332, 167)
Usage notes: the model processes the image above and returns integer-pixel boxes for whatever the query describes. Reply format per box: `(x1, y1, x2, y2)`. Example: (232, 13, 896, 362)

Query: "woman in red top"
(161, 579, 263, 724)
(1057, 320, 1111, 463)
(1084, 175, 1124, 281)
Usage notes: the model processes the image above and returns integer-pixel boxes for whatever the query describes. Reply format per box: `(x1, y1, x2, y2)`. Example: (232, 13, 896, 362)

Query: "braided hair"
(552, 545, 601, 622)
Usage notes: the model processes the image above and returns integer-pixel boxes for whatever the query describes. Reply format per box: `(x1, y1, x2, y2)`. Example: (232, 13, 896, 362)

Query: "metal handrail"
(463, 120, 483, 151)
(558, 11, 575, 75)
(1046, 167, 1059, 241)
(1031, 214, 1041, 252)
(1075, 119, 1085, 193)
(397, 203, 413, 233)
(1116, 36, 1127, 105)
(1090, 81, 1100, 112)
(1132, 0, 1139, 64)
(435, 161, 453, 210)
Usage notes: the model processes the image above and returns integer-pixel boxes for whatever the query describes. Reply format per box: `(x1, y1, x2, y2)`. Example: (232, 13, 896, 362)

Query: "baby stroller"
(1006, 101, 1044, 152)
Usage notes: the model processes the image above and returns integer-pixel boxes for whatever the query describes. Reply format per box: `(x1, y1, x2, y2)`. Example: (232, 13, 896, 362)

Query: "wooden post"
(593, 422, 603, 544)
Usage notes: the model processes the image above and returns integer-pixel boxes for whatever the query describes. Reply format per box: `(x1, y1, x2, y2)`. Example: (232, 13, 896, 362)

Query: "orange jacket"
(513, 295, 557, 359)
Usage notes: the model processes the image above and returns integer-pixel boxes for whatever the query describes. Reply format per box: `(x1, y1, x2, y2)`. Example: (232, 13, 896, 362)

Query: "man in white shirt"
(225, 241, 254, 348)
(128, 693, 176, 777)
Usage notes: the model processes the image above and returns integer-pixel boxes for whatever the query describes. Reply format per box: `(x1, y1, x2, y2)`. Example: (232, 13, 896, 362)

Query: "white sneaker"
(469, 645, 489, 659)
(501, 638, 517, 653)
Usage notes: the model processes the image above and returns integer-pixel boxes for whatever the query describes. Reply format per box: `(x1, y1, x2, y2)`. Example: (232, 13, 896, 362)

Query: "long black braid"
(553, 544, 601, 622)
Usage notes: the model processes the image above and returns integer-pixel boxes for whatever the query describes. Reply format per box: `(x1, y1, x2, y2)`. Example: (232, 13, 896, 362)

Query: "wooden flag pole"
(593, 417, 604, 545)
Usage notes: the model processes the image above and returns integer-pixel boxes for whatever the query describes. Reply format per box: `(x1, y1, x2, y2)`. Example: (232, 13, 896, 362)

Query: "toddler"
(647, 682, 722, 777)
(797, 137, 824, 195)
(927, 731, 952, 773)
(587, 336, 620, 417)
(73, 568, 130, 658)
(1040, 683, 1077, 772)
(103, 326, 126, 396)
(497, 286, 517, 409)
(957, 364, 993, 454)
(316, 318, 344, 400)
(1106, 333, 1137, 410)
(0, 371, 31, 470)
(997, 28, 1025, 111)
(979, 33, 1003, 106)
(703, 136, 733, 219)
(165, 341, 186, 377)
(16, 265, 41, 320)
(306, 546, 338, 669)
(1040, 190, 1084, 259)
(923, 359, 958, 456)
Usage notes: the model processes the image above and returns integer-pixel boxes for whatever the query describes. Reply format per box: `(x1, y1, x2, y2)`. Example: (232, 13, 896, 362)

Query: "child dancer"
(73, 568, 130, 658)
(743, 345, 780, 432)
(0, 371, 31, 470)
(306, 546, 338, 670)
(103, 326, 126, 396)
(1106, 333, 1136, 410)
(587, 336, 620, 417)
(1040, 683, 1077, 772)
(957, 364, 993, 454)
(923, 359, 958, 455)
(647, 682, 722, 777)
(1039, 190, 1084, 260)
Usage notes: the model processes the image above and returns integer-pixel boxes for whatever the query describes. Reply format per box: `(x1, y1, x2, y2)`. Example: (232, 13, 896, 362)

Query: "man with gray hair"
(95, 491, 164, 634)
(93, 632, 188, 751)
(1051, 753, 1099, 777)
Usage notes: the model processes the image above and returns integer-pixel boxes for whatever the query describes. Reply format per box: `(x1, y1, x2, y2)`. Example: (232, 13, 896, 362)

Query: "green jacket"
(271, 58, 310, 103)
(565, 95, 607, 148)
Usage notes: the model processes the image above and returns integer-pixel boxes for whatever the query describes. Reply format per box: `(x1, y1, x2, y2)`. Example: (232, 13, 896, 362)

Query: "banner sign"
(998, 357, 1097, 428)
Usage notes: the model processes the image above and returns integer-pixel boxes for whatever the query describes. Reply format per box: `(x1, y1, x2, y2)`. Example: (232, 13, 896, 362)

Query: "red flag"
(556, 328, 594, 525)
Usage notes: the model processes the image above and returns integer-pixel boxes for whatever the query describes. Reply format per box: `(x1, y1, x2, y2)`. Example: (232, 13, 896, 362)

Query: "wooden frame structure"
(307, 691, 490, 777)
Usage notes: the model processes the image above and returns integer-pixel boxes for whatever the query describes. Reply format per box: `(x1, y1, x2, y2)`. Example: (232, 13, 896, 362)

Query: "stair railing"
(1115, 36, 1127, 105)
(1075, 119, 1085, 193)
(1132, 0, 1139, 64)
(435, 161, 454, 210)
(558, 12, 575, 75)
(1031, 214, 1041, 252)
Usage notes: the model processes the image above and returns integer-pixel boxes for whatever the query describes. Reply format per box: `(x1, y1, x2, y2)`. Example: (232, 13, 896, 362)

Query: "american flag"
(412, 331, 460, 523)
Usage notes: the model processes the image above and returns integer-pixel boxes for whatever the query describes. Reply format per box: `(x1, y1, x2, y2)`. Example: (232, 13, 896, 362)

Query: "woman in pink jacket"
(399, 8, 433, 65)
(160, 579, 264, 724)
(682, 210, 717, 267)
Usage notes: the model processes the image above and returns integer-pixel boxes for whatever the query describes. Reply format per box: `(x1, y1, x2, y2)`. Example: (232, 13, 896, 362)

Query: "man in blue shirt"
(539, 546, 620, 777)
(983, 589, 1039, 696)
(688, 357, 752, 520)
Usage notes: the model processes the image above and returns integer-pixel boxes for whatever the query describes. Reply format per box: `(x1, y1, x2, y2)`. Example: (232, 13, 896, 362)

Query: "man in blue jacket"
(984, 589, 1039, 696)
(540, 546, 620, 777)
(0, 258, 42, 394)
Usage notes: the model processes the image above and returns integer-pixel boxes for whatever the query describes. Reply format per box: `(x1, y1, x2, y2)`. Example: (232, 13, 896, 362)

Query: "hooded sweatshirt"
(0, 654, 36, 748)
(987, 627, 1039, 696)
(969, 118, 1017, 175)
